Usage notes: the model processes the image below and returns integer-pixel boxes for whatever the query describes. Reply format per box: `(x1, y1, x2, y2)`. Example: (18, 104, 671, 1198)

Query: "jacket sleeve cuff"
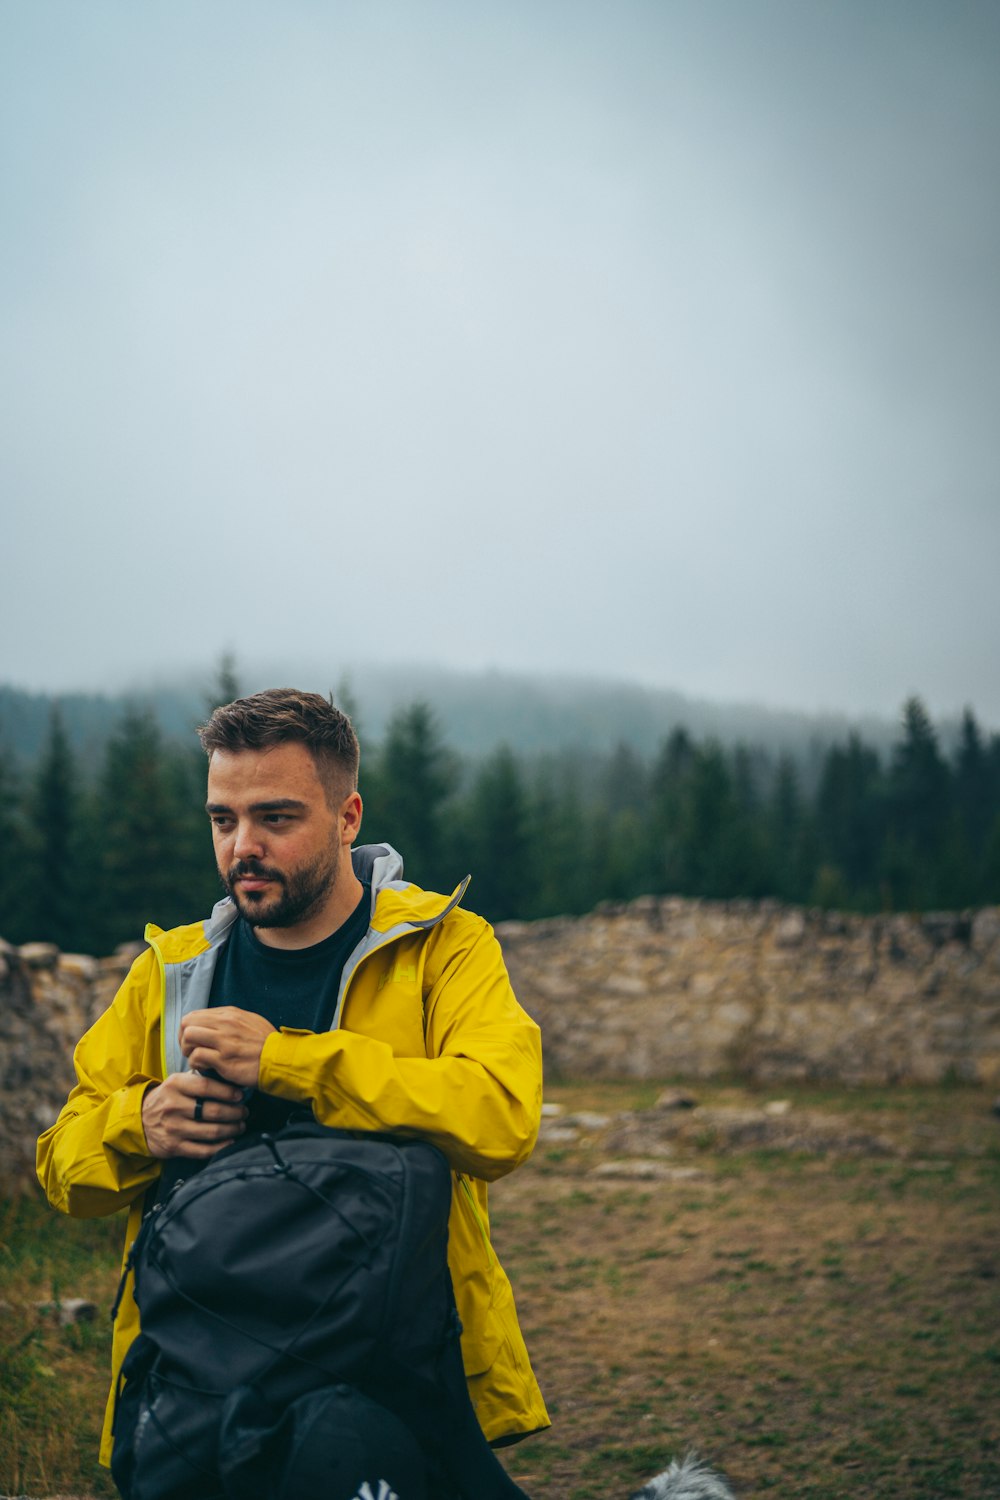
(102, 1080, 157, 1160)
(258, 1029, 319, 1102)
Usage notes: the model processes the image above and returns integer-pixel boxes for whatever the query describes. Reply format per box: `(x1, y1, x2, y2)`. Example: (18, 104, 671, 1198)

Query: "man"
(37, 688, 549, 1470)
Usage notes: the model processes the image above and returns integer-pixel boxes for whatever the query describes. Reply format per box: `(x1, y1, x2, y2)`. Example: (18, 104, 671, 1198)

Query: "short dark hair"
(198, 689, 359, 803)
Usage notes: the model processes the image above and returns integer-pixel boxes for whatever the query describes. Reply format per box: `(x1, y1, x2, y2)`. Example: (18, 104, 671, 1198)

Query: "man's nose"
(232, 821, 265, 860)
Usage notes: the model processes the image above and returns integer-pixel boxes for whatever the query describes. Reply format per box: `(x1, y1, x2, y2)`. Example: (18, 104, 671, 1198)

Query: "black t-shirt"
(207, 881, 372, 1137)
(156, 882, 374, 1200)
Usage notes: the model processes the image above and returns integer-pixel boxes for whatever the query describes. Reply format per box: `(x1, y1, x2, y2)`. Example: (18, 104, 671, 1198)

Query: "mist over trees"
(1, 680, 998, 954)
(0, 667, 918, 771)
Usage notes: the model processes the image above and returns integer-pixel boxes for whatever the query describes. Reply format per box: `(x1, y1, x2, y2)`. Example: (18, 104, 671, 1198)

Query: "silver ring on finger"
(193, 1097, 205, 1123)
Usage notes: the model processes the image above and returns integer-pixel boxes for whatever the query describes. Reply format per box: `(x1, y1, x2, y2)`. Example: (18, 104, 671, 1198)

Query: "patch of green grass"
(0, 1192, 123, 1497)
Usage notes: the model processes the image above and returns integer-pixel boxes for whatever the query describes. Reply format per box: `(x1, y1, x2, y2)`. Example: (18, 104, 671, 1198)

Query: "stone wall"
(0, 937, 141, 1188)
(497, 899, 1000, 1086)
(3, 899, 999, 1188)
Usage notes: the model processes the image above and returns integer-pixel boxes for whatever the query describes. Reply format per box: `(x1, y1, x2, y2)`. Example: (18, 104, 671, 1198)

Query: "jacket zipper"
(143, 928, 168, 1078)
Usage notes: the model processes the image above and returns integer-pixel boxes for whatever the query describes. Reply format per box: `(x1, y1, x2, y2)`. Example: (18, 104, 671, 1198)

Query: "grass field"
(2, 1080, 998, 1499)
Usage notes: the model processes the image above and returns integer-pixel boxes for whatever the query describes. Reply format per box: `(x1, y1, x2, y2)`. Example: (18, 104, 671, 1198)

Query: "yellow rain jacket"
(36, 845, 550, 1465)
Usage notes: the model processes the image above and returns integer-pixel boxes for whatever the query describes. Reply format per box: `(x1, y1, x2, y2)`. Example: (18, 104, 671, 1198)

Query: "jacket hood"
(352, 841, 406, 888)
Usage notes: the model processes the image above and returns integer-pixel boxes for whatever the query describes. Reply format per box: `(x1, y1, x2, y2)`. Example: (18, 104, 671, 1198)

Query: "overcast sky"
(3, 0, 998, 726)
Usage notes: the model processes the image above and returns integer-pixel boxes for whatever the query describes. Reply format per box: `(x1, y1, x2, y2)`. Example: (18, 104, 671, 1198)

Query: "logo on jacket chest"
(376, 961, 419, 993)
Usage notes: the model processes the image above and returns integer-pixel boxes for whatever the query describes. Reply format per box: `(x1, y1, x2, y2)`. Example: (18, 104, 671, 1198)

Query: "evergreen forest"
(1, 682, 998, 956)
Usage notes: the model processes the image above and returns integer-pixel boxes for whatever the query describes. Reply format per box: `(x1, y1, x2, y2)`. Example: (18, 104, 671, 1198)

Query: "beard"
(222, 849, 339, 929)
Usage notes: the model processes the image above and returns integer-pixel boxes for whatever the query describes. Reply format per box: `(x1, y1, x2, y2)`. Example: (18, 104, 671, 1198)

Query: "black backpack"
(111, 1122, 532, 1500)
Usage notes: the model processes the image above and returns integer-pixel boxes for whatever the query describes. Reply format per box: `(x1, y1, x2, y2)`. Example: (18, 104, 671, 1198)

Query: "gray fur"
(628, 1452, 737, 1500)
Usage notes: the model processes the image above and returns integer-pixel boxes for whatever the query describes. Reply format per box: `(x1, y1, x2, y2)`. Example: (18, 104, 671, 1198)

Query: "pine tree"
(953, 709, 989, 857)
(203, 652, 241, 716)
(648, 728, 696, 893)
(604, 741, 648, 814)
(981, 811, 1000, 903)
(462, 745, 535, 922)
(592, 741, 653, 900)
(728, 744, 771, 897)
(884, 698, 950, 906)
(25, 705, 81, 949)
(0, 744, 31, 942)
(671, 742, 738, 897)
(165, 738, 224, 922)
(941, 711, 995, 906)
(767, 755, 811, 902)
(814, 734, 885, 908)
(372, 702, 457, 889)
(92, 706, 188, 952)
(528, 754, 592, 918)
(332, 676, 362, 730)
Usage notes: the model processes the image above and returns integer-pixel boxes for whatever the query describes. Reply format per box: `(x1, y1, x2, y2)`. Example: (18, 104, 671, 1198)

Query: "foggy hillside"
(0, 661, 940, 773)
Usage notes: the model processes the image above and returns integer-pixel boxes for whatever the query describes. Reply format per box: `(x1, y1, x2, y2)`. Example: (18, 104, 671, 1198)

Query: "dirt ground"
(3, 1080, 998, 1500)
(492, 1080, 1000, 1500)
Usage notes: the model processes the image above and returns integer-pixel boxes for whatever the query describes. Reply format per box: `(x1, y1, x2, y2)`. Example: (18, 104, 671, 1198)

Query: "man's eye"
(265, 814, 291, 825)
(210, 816, 233, 830)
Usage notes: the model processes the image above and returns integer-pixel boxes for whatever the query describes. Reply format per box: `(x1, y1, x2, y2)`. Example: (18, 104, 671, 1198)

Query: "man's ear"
(341, 791, 363, 845)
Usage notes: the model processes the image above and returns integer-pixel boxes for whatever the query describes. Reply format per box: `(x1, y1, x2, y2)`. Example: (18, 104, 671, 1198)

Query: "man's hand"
(178, 1006, 277, 1088)
(141, 1072, 248, 1160)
